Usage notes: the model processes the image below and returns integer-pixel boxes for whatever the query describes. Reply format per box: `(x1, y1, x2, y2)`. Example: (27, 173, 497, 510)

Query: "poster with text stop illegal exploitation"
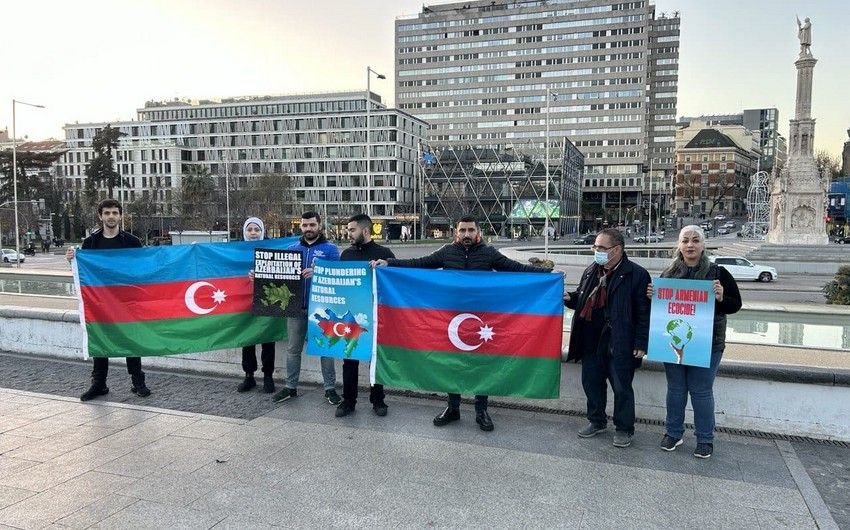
(646, 277, 715, 368)
(252, 248, 303, 318)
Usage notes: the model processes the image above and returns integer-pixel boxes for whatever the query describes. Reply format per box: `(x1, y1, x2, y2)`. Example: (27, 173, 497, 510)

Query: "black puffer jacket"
(387, 241, 546, 272)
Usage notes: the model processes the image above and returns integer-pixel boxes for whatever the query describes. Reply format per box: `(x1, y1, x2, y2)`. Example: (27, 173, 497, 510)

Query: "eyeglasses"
(591, 244, 619, 252)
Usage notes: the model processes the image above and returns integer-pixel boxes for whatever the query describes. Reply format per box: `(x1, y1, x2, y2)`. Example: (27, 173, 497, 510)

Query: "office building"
(679, 108, 787, 173)
(673, 120, 760, 217)
(56, 92, 427, 238)
(395, 0, 680, 226)
(419, 137, 583, 237)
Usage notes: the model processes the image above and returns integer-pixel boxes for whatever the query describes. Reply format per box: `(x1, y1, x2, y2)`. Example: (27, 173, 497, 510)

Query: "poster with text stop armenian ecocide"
(646, 278, 715, 367)
(306, 259, 374, 362)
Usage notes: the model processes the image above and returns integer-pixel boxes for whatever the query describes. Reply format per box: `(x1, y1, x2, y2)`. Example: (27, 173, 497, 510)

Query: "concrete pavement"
(0, 353, 848, 529)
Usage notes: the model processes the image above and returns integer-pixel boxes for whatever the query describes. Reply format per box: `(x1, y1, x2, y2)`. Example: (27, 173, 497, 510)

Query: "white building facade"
(56, 92, 427, 236)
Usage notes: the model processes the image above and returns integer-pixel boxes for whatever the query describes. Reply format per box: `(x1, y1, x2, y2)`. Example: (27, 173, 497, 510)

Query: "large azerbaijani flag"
(73, 237, 298, 358)
(372, 267, 564, 399)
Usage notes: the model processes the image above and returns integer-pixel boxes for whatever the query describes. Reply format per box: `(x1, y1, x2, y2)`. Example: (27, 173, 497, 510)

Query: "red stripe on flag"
(377, 305, 562, 358)
(81, 276, 253, 324)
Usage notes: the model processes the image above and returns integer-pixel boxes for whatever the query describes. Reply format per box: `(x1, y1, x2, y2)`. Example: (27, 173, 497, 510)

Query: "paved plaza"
(0, 353, 847, 529)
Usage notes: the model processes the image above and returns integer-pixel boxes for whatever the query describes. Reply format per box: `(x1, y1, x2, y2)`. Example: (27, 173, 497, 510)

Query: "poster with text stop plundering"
(646, 277, 715, 368)
(252, 248, 303, 318)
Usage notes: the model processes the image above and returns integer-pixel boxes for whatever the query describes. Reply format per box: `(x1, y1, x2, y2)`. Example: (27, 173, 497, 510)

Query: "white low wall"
(1, 306, 848, 441)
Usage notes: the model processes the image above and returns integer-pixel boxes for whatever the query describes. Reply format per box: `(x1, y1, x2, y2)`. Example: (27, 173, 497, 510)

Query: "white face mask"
(594, 250, 609, 266)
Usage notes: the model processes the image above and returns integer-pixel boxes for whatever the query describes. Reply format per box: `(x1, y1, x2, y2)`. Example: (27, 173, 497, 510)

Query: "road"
(1, 240, 832, 304)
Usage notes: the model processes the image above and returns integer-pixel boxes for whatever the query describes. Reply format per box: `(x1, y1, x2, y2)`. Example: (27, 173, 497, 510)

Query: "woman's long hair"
(661, 225, 711, 279)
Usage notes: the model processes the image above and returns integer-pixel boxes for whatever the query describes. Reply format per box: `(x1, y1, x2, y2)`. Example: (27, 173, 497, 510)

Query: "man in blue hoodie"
(272, 211, 342, 405)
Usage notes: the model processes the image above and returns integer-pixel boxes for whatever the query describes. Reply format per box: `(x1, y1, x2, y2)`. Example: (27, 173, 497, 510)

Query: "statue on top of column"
(796, 16, 812, 56)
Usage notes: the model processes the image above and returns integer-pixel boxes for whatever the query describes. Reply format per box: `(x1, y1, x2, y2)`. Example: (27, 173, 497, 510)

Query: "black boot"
(80, 380, 109, 402)
(130, 373, 151, 397)
(262, 374, 275, 393)
(238, 373, 257, 392)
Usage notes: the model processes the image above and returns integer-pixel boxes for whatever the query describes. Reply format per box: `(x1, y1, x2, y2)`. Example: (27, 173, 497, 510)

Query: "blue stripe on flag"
(376, 267, 563, 316)
(77, 237, 300, 287)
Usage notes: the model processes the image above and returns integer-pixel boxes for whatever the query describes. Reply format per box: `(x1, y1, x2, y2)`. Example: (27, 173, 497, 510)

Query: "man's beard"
(352, 234, 366, 246)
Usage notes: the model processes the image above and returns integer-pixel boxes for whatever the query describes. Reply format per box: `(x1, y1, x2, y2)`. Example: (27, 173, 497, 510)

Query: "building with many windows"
(56, 92, 427, 238)
(395, 0, 679, 227)
(678, 108, 787, 173)
(673, 121, 760, 218)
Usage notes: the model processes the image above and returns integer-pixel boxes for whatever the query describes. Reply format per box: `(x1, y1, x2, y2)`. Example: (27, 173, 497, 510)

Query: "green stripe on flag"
(86, 312, 287, 357)
(375, 345, 560, 399)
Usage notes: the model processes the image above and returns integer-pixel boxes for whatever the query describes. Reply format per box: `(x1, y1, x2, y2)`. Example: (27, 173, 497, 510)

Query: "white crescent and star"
(447, 313, 495, 351)
(332, 322, 353, 337)
(184, 281, 227, 315)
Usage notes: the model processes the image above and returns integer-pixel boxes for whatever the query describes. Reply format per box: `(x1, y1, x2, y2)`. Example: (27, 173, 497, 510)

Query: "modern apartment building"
(395, 0, 680, 226)
(56, 92, 427, 238)
(678, 108, 787, 173)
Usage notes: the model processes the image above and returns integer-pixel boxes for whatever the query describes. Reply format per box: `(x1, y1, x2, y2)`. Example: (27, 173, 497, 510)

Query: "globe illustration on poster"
(666, 318, 693, 365)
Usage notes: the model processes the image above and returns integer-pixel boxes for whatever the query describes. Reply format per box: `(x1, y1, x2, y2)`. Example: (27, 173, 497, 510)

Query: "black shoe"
(433, 407, 460, 426)
(335, 401, 355, 418)
(325, 389, 342, 405)
(373, 402, 388, 417)
(660, 434, 683, 452)
(80, 383, 109, 402)
(272, 388, 297, 403)
(237, 374, 256, 393)
(475, 410, 494, 432)
(262, 375, 275, 394)
(130, 374, 151, 397)
(577, 423, 607, 438)
(694, 443, 714, 459)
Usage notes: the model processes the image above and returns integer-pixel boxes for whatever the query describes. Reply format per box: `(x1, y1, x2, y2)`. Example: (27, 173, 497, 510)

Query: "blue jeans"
(284, 311, 336, 391)
(664, 350, 723, 443)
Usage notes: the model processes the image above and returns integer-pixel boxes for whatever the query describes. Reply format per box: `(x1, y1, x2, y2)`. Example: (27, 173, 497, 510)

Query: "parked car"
(573, 233, 596, 245)
(723, 221, 736, 229)
(700, 222, 713, 231)
(709, 256, 778, 282)
(834, 236, 850, 244)
(633, 233, 663, 243)
(1, 248, 24, 263)
(713, 214, 727, 221)
(716, 227, 731, 235)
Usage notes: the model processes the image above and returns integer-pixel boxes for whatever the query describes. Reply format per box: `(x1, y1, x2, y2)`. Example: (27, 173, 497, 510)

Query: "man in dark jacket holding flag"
(335, 213, 395, 418)
(373, 215, 550, 432)
(564, 228, 650, 448)
(66, 199, 149, 401)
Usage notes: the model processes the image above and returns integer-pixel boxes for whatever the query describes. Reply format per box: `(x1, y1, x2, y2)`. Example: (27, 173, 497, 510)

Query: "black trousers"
(241, 342, 275, 375)
(91, 357, 143, 384)
(581, 351, 636, 434)
(342, 359, 384, 406)
(448, 393, 488, 412)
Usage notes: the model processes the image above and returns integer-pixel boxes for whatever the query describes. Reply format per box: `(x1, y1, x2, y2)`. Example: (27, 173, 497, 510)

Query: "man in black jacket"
(65, 199, 150, 401)
(335, 214, 395, 418)
(373, 215, 550, 432)
(564, 228, 650, 448)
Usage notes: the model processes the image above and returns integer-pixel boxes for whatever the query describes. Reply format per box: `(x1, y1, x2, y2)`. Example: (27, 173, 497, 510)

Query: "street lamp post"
(545, 88, 559, 259)
(11, 99, 45, 268)
(224, 150, 231, 241)
(366, 67, 386, 220)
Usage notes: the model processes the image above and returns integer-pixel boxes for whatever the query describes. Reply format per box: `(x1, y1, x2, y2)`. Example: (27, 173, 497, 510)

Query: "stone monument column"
(767, 16, 828, 245)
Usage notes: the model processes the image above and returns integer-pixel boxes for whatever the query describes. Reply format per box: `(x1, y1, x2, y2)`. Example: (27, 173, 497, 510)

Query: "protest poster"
(646, 277, 715, 367)
(306, 259, 374, 362)
(252, 248, 303, 318)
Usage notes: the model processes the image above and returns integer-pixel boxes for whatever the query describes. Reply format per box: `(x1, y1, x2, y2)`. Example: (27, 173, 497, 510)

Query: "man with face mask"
(334, 214, 395, 418)
(564, 228, 650, 448)
(373, 215, 550, 432)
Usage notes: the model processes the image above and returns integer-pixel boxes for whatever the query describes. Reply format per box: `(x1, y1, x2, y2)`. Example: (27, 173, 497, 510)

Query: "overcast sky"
(2, 0, 848, 155)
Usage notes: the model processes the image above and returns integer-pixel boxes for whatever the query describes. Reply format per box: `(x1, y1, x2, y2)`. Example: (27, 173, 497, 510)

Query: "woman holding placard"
(646, 225, 741, 459)
(238, 217, 277, 394)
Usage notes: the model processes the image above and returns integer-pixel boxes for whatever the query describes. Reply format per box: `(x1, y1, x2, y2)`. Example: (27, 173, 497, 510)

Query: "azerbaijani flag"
(73, 237, 298, 358)
(372, 267, 564, 399)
